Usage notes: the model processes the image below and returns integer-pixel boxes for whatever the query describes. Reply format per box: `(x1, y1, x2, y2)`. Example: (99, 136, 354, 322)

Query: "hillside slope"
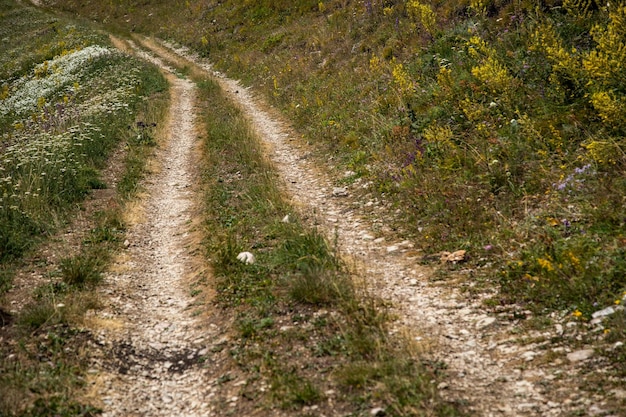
(25, 0, 626, 415)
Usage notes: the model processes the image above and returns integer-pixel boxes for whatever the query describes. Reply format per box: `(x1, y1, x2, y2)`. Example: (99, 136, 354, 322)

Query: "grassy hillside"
(0, 0, 167, 414)
(51, 0, 626, 323)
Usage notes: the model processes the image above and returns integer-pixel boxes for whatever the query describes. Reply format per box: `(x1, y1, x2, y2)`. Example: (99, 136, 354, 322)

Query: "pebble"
(475, 317, 496, 329)
(567, 349, 594, 362)
(332, 187, 348, 197)
(592, 306, 615, 319)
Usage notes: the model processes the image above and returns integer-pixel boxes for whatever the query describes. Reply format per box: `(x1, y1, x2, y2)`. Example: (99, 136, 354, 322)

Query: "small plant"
(59, 252, 104, 287)
(270, 370, 322, 409)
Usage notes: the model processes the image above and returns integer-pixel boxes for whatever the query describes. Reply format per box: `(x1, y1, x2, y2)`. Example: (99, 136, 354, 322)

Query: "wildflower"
(615, 299, 621, 305)
(406, 1, 436, 36)
(537, 258, 555, 272)
(572, 309, 583, 318)
(523, 273, 539, 282)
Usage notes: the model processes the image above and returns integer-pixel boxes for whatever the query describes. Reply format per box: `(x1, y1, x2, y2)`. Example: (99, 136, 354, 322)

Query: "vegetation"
(52, 0, 626, 353)
(199, 77, 458, 415)
(0, 0, 167, 414)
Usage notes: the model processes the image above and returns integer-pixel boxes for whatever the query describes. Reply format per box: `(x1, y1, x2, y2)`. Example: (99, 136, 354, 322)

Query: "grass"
(198, 76, 459, 416)
(0, 0, 169, 414)
(53, 0, 626, 363)
(22, 0, 626, 413)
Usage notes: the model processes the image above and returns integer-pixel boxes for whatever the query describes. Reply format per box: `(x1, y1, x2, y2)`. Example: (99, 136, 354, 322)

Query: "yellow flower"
(537, 258, 555, 272)
(406, 0, 436, 36)
(572, 309, 583, 318)
(615, 299, 621, 305)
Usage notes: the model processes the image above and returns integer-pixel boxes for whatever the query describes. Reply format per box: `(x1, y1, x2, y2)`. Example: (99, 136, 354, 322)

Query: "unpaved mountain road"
(78, 32, 620, 416)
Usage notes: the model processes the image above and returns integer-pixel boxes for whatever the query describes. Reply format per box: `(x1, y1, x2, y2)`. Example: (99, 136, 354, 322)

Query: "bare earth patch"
(82, 47, 229, 416)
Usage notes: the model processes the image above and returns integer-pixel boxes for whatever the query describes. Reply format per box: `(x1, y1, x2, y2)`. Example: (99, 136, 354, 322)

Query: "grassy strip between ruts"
(199, 76, 461, 416)
(0, 0, 169, 414)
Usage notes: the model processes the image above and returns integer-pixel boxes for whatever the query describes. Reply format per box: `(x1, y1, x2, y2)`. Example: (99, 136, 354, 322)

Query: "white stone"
(236, 251, 255, 264)
(475, 317, 496, 329)
(567, 349, 594, 362)
(332, 187, 348, 197)
(592, 306, 615, 319)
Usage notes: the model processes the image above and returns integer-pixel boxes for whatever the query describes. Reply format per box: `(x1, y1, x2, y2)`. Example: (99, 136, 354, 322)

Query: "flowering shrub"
(406, 0, 437, 36)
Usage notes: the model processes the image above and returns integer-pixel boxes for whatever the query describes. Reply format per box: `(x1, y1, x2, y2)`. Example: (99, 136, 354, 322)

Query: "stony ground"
(6, 10, 622, 413)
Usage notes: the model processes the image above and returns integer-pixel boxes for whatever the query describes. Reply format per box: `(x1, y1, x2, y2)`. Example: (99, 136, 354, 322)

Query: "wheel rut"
(85, 43, 222, 416)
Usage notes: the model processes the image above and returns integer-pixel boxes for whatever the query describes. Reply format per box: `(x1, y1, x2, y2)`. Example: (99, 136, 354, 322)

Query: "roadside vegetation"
(51, 0, 626, 370)
(0, 0, 167, 414)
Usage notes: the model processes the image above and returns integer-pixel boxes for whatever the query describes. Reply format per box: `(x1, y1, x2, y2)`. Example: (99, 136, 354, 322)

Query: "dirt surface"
(82, 42, 222, 416)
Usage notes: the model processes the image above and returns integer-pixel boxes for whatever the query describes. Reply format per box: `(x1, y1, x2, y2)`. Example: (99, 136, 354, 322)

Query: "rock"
(521, 351, 537, 362)
(555, 324, 564, 335)
(592, 306, 615, 319)
(611, 389, 626, 399)
(236, 251, 255, 264)
(567, 349, 594, 362)
(386, 245, 399, 253)
(440, 250, 467, 263)
(475, 317, 496, 329)
(282, 214, 290, 223)
(332, 187, 348, 197)
(124, 239, 131, 248)
(437, 382, 449, 390)
(370, 407, 386, 416)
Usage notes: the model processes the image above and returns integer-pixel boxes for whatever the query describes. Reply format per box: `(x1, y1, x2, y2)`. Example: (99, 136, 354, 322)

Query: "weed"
(271, 370, 322, 409)
(59, 252, 104, 287)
